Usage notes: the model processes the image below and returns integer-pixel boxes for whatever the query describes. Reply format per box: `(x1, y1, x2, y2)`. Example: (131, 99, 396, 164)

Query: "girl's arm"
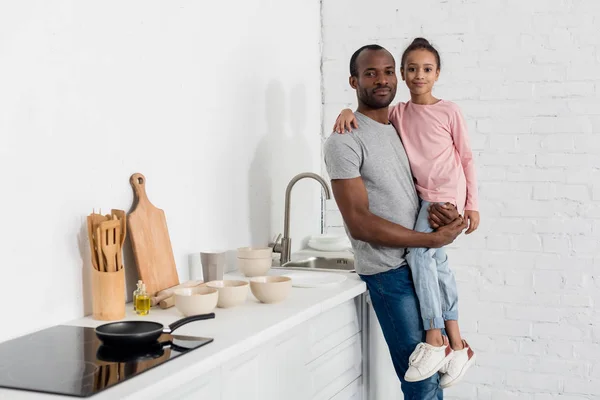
(333, 109, 357, 133)
(450, 107, 478, 211)
(332, 103, 401, 134)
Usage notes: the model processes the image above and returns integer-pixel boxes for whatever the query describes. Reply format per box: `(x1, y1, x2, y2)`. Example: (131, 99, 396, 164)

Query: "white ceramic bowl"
(309, 233, 348, 244)
(237, 257, 272, 277)
(237, 247, 273, 259)
(249, 276, 292, 304)
(174, 286, 218, 316)
(205, 280, 249, 308)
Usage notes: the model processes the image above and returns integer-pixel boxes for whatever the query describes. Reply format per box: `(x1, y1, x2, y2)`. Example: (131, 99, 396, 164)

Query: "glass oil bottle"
(135, 283, 151, 316)
(133, 280, 142, 311)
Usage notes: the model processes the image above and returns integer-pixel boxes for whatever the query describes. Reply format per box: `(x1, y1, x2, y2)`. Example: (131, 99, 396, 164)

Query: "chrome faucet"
(271, 172, 332, 265)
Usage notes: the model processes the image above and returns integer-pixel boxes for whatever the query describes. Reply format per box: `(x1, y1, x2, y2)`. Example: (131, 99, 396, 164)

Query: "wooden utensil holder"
(92, 268, 125, 321)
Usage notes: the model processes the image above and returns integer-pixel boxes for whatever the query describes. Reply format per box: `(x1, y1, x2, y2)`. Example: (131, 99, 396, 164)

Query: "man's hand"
(432, 217, 468, 247)
(464, 210, 480, 234)
(428, 203, 459, 229)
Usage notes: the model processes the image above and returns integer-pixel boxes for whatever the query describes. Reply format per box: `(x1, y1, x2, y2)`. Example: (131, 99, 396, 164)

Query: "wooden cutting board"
(127, 173, 180, 296)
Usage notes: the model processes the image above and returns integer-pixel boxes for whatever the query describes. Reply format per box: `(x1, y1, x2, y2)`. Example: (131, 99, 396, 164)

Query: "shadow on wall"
(288, 82, 318, 250)
(122, 234, 138, 301)
(247, 80, 315, 249)
(77, 221, 93, 316)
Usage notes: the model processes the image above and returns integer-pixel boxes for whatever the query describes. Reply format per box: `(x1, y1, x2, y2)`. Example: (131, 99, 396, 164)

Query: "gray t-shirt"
(324, 111, 419, 275)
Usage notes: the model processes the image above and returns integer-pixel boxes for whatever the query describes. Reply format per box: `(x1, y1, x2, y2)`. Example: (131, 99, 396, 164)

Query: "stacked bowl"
(237, 246, 291, 303)
(237, 247, 273, 277)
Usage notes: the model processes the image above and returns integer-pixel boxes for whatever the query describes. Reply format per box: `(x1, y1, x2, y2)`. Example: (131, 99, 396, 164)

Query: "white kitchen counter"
(0, 268, 366, 400)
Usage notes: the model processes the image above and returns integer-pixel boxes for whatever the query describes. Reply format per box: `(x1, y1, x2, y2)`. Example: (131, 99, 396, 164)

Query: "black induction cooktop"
(0, 325, 213, 397)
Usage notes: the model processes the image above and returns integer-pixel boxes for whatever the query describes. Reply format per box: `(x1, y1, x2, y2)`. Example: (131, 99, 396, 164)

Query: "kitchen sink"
(278, 257, 355, 273)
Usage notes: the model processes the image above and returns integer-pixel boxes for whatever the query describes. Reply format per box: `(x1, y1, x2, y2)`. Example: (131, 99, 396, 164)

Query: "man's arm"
(331, 177, 467, 248)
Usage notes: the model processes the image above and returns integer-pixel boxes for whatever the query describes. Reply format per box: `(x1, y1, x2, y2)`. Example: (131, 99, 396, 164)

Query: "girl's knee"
(407, 248, 437, 266)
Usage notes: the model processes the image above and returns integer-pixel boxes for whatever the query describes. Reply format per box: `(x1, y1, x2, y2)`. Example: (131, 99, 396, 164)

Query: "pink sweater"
(388, 100, 478, 213)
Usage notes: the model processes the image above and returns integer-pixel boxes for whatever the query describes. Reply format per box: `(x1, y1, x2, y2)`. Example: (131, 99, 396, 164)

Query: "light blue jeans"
(406, 199, 459, 330)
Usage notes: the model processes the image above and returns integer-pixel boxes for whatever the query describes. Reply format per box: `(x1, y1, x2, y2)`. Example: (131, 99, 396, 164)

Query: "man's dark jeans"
(360, 265, 443, 400)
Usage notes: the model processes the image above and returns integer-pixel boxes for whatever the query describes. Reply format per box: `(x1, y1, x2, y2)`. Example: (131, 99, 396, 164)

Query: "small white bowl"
(249, 276, 292, 304)
(237, 257, 272, 277)
(205, 280, 249, 308)
(237, 247, 273, 259)
(174, 286, 218, 316)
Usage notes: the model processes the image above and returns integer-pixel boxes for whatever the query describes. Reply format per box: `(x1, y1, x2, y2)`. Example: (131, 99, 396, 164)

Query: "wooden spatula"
(111, 210, 126, 270)
(90, 213, 109, 270)
(87, 215, 99, 271)
(100, 220, 120, 272)
(96, 226, 105, 272)
(111, 209, 127, 248)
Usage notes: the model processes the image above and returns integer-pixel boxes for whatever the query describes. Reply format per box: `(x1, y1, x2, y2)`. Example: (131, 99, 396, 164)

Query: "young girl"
(333, 37, 478, 388)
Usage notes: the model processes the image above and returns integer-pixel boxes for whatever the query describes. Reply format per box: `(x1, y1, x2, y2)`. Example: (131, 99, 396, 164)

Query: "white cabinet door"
(269, 328, 310, 400)
(307, 299, 360, 363)
(219, 325, 310, 400)
(367, 297, 403, 400)
(161, 368, 221, 400)
(331, 377, 362, 400)
(221, 348, 264, 400)
(309, 333, 362, 400)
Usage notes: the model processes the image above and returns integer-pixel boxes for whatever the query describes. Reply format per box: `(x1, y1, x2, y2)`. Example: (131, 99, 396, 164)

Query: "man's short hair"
(349, 44, 386, 77)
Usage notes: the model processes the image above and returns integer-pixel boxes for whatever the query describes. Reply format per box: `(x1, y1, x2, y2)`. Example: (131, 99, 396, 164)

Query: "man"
(323, 44, 467, 399)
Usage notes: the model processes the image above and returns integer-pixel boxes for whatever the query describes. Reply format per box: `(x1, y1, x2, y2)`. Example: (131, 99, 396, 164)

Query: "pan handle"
(165, 313, 215, 334)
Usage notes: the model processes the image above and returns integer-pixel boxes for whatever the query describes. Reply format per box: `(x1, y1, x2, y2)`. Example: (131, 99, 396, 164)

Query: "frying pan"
(95, 313, 215, 347)
(96, 341, 192, 363)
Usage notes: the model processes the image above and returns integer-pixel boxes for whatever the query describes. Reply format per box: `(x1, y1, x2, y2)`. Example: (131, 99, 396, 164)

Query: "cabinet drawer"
(308, 333, 362, 400)
(221, 348, 263, 400)
(158, 368, 221, 400)
(331, 377, 362, 400)
(307, 299, 360, 363)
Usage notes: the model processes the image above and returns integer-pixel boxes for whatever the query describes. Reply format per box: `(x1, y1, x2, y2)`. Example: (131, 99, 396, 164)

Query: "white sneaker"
(440, 340, 476, 389)
(404, 336, 454, 382)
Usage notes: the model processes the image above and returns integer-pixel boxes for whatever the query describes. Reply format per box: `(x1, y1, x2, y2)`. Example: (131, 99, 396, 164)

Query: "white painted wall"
(322, 0, 600, 398)
(0, 0, 323, 342)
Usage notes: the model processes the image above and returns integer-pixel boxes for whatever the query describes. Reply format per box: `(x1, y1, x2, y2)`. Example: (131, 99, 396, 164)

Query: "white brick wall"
(321, 0, 600, 397)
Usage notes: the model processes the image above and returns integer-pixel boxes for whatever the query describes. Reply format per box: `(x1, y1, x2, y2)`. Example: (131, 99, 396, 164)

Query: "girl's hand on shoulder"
(464, 210, 480, 234)
(333, 109, 358, 134)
